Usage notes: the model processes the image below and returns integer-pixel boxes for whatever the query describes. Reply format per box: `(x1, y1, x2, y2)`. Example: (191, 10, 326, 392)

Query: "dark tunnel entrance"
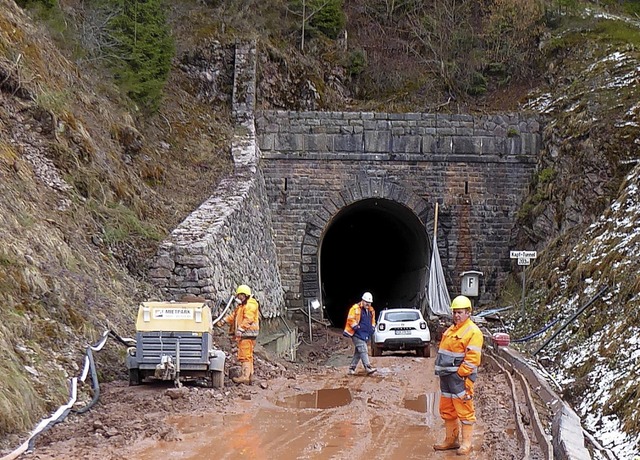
(319, 198, 430, 327)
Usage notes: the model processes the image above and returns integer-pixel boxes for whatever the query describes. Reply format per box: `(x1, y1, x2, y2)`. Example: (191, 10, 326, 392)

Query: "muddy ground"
(7, 328, 538, 460)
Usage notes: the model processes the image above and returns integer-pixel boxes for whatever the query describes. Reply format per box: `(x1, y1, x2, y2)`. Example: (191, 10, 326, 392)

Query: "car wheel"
(371, 344, 381, 357)
(423, 345, 431, 358)
(415, 347, 424, 358)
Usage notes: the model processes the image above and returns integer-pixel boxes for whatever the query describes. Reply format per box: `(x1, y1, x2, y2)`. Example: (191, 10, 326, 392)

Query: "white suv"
(372, 308, 431, 357)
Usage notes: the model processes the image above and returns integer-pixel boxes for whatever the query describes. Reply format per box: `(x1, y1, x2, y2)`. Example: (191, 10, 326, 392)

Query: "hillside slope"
(509, 10, 640, 458)
(0, 0, 233, 442)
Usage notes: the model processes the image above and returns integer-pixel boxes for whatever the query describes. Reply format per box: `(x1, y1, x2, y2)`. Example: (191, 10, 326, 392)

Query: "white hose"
(0, 330, 136, 460)
(211, 295, 235, 326)
(0, 378, 79, 460)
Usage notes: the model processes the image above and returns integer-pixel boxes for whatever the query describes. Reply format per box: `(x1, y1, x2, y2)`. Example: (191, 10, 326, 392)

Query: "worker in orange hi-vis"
(343, 292, 377, 376)
(221, 284, 260, 384)
(433, 295, 483, 456)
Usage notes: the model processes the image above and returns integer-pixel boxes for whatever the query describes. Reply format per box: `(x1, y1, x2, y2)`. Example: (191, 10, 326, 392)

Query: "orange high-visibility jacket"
(435, 317, 483, 378)
(343, 301, 376, 337)
(225, 297, 260, 339)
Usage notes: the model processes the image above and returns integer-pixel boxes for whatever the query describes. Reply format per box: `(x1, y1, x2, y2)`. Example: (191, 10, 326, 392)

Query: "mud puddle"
(127, 357, 490, 459)
(275, 387, 352, 409)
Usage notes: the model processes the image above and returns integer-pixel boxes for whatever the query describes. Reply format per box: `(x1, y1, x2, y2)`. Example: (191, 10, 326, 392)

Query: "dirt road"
(16, 341, 533, 460)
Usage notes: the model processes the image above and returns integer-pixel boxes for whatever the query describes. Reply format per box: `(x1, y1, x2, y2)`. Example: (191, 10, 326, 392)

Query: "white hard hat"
(362, 292, 373, 303)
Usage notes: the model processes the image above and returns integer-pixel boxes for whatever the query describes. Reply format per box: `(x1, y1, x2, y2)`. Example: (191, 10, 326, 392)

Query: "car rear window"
(384, 311, 420, 322)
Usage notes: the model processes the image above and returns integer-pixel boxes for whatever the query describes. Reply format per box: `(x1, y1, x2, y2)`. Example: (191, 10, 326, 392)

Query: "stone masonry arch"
(258, 110, 541, 314)
(301, 177, 433, 325)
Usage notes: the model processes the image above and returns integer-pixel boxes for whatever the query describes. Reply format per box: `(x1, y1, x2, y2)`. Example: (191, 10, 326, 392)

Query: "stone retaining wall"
(149, 41, 286, 319)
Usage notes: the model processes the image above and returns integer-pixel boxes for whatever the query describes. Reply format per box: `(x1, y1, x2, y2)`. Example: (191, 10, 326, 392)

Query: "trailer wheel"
(129, 369, 142, 386)
(208, 370, 224, 388)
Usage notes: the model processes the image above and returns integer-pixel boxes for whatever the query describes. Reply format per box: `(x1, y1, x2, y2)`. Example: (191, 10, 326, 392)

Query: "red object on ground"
(493, 333, 511, 347)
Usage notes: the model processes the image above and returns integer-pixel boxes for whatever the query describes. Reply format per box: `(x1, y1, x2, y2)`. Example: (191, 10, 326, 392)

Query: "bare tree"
(286, 0, 330, 51)
(364, 0, 420, 23)
(71, 3, 123, 64)
(404, 0, 477, 93)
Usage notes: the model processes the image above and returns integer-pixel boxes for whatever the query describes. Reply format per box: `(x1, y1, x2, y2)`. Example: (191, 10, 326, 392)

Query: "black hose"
(108, 330, 135, 347)
(534, 286, 609, 355)
(7, 329, 133, 457)
(511, 318, 561, 343)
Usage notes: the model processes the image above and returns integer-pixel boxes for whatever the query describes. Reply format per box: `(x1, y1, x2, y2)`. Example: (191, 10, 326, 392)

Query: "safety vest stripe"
(437, 349, 465, 358)
(467, 345, 482, 352)
(435, 365, 459, 373)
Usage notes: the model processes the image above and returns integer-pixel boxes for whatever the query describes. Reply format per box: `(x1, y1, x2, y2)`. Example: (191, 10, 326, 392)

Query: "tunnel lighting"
(308, 299, 321, 343)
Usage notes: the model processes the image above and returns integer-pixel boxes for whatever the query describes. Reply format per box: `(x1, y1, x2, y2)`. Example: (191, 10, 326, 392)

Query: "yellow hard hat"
(451, 295, 472, 311)
(236, 284, 251, 296)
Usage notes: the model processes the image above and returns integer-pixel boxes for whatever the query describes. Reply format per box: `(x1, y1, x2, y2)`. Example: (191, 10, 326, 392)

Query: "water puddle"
(404, 394, 428, 412)
(403, 391, 439, 413)
(276, 387, 352, 409)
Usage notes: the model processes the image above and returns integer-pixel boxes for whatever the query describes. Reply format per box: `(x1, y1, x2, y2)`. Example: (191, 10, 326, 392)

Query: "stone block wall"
(256, 111, 540, 157)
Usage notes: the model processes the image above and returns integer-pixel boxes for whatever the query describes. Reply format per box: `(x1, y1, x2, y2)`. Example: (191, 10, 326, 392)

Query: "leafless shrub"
(70, 2, 123, 65)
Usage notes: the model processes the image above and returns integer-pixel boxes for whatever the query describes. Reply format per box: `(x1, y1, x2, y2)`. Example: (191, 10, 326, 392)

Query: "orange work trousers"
(237, 338, 255, 363)
(439, 373, 476, 424)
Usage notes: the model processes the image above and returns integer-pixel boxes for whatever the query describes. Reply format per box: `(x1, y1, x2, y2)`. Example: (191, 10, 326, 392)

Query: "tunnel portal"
(320, 198, 431, 327)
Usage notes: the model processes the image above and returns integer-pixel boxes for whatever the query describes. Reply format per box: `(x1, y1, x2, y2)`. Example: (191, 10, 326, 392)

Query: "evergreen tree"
(108, 0, 174, 113)
(309, 0, 345, 39)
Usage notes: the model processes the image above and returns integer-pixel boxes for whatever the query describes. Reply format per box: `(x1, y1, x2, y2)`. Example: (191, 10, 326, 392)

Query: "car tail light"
(420, 322, 427, 329)
(379, 323, 386, 331)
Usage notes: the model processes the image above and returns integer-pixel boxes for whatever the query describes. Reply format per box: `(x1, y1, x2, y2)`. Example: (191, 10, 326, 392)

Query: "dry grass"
(0, 340, 45, 435)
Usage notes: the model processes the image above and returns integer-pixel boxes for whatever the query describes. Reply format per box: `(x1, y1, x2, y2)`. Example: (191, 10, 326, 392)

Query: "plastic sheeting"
(427, 233, 451, 317)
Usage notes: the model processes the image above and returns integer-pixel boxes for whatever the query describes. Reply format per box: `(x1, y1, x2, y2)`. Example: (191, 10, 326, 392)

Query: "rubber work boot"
(232, 362, 252, 384)
(456, 423, 474, 455)
(366, 366, 377, 375)
(433, 419, 460, 451)
(248, 361, 254, 384)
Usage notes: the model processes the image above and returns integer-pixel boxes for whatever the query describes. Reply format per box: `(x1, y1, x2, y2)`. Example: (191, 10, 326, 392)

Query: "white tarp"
(427, 232, 451, 316)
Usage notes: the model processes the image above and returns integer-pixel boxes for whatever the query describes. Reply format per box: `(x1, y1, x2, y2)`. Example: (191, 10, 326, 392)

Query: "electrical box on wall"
(460, 270, 483, 297)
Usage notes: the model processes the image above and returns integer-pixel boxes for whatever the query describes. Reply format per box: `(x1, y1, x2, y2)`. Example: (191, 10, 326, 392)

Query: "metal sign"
(510, 250, 537, 259)
(510, 250, 537, 316)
